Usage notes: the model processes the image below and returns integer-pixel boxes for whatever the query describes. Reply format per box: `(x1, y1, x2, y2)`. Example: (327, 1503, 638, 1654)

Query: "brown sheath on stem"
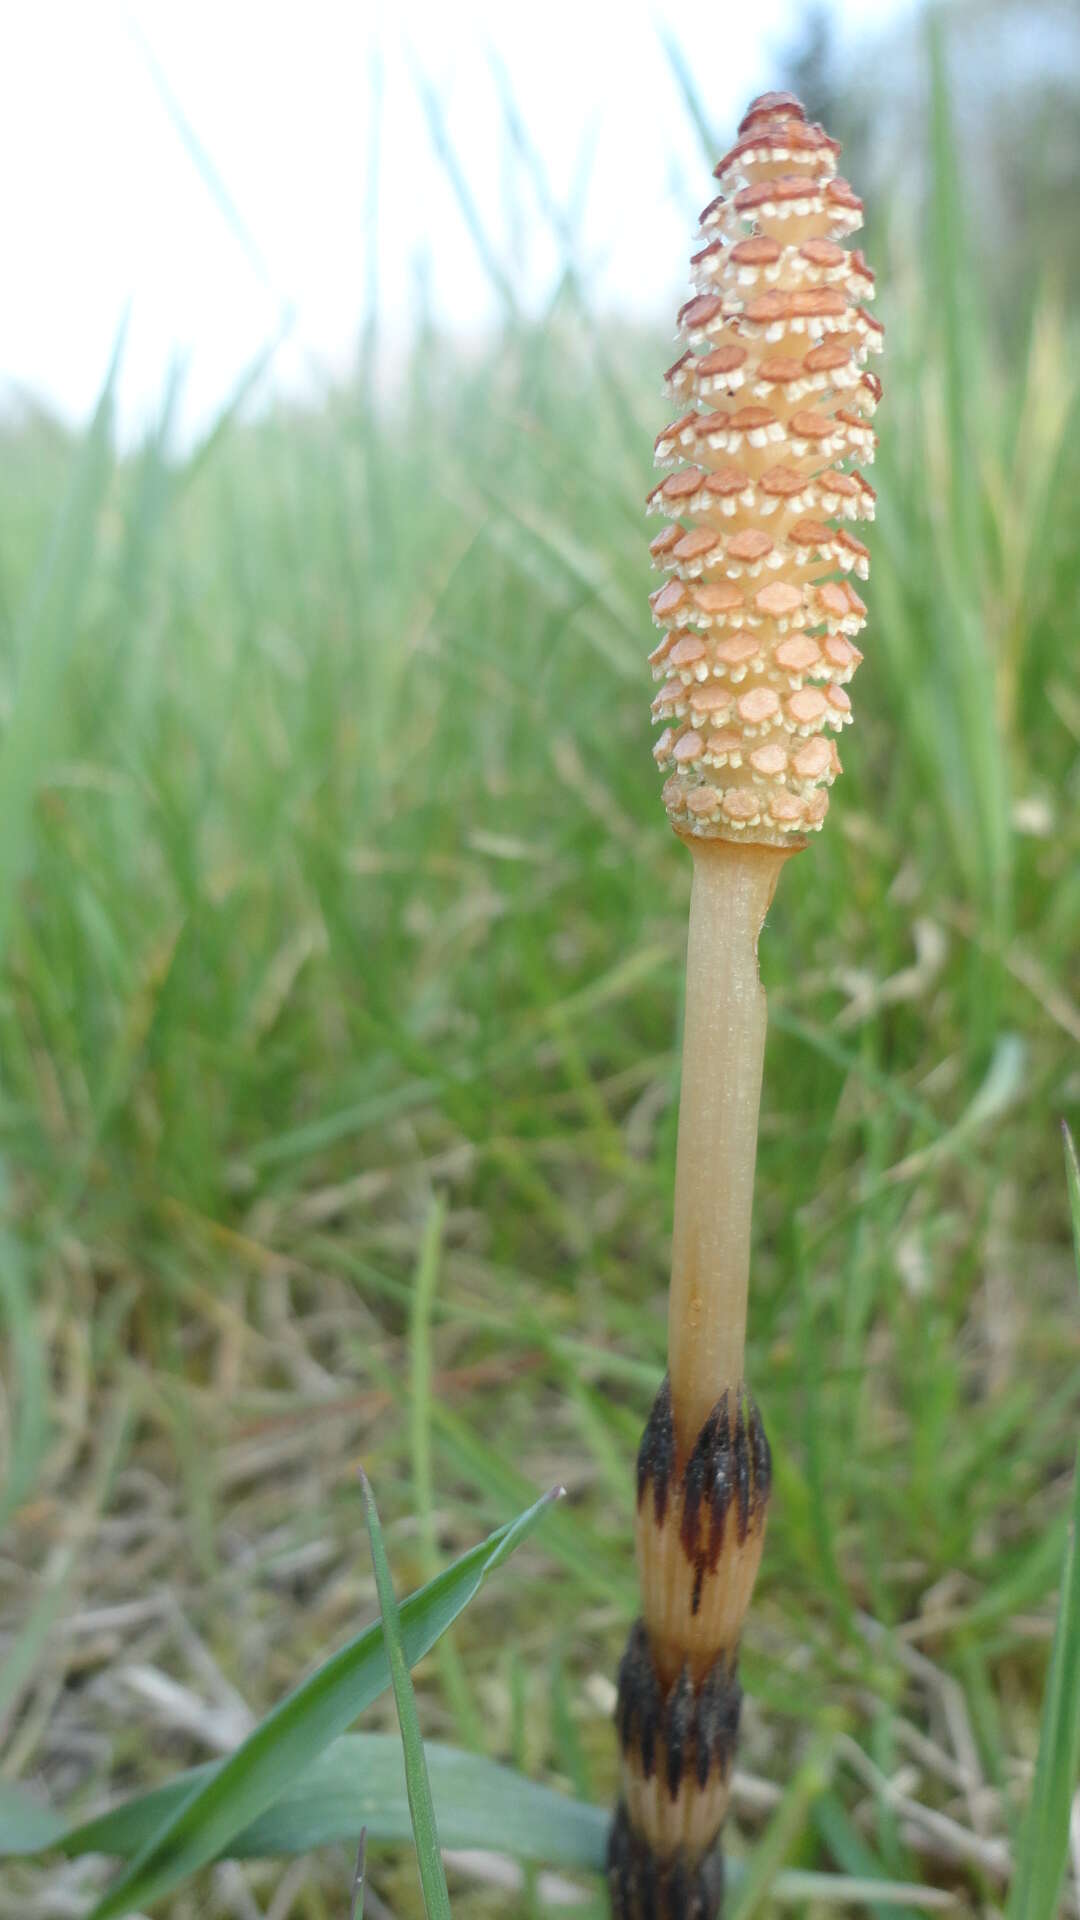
(610, 87, 881, 1918)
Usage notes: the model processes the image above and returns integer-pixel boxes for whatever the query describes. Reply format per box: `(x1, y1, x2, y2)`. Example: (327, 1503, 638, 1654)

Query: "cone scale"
(609, 93, 882, 1918)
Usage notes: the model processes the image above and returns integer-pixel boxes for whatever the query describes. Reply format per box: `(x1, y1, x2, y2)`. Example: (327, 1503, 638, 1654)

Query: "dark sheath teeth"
(615, 1626, 742, 1794)
(677, 1389, 771, 1589)
(620, 1384, 769, 1896)
(637, 1375, 676, 1527)
(637, 1381, 771, 1587)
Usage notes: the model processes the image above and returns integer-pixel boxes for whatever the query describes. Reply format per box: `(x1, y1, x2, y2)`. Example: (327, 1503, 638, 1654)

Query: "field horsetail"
(609, 92, 882, 1919)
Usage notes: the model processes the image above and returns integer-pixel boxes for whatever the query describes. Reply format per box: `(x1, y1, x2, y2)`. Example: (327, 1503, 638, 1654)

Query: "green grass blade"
(360, 38, 383, 391)
(769, 1871, 954, 1910)
(177, 322, 293, 496)
(812, 1790, 922, 1920)
(360, 1470, 452, 1920)
(407, 50, 520, 320)
(0, 1396, 129, 1739)
(0, 338, 117, 966)
(351, 1829, 367, 1920)
(410, 1200, 444, 1562)
(128, 19, 282, 309)
(0, 1735, 608, 1870)
(233, 1735, 595, 1866)
(0, 1219, 48, 1530)
(410, 1199, 483, 1748)
(727, 1728, 835, 1920)
(80, 1490, 559, 1920)
(656, 24, 718, 166)
(0, 1738, 960, 1907)
(0, 1786, 68, 1851)
(1065, 1122, 1080, 1279)
(1004, 1124, 1080, 1920)
(926, 11, 980, 581)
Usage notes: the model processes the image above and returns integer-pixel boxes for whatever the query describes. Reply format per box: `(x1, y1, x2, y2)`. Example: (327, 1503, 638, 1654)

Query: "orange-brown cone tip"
(648, 92, 882, 848)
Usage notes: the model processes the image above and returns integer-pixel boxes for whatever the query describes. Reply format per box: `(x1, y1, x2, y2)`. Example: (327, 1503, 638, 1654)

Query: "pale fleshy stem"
(666, 837, 791, 1457)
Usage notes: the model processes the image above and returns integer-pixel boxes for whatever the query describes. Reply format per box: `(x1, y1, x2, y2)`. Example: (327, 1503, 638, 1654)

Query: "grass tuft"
(0, 25, 1078, 1919)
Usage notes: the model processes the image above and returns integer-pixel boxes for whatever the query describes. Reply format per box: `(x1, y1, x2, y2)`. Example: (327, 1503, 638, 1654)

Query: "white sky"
(4, 0, 915, 443)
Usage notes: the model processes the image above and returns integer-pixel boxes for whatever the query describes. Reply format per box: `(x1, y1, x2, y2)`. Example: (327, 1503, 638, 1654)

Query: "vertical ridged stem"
(668, 839, 789, 1457)
(609, 841, 788, 1919)
(616, 81, 881, 1919)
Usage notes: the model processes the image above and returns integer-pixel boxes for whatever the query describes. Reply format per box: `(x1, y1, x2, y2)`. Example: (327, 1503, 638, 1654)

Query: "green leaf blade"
(81, 1489, 558, 1920)
(0, 1736, 609, 1872)
(360, 1470, 452, 1920)
(1004, 1124, 1080, 1920)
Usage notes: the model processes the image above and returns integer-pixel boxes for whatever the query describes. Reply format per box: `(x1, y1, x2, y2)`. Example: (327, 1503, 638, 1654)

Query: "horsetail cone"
(649, 91, 880, 845)
(609, 94, 881, 1919)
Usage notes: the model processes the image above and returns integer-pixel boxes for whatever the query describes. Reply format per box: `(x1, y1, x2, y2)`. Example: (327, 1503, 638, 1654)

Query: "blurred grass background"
(2, 2, 1080, 1915)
